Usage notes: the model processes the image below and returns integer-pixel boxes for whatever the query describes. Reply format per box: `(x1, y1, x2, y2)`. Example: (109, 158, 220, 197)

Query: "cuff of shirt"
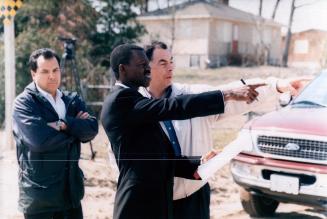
(220, 90, 225, 104)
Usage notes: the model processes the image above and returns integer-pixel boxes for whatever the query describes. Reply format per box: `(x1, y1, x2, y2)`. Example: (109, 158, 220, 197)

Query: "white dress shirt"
(35, 83, 66, 120)
(115, 81, 130, 89)
(110, 78, 280, 200)
(139, 77, 280, 200)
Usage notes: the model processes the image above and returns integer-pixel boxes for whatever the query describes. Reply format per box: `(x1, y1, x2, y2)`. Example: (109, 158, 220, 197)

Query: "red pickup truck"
(230, 71, 327, 217)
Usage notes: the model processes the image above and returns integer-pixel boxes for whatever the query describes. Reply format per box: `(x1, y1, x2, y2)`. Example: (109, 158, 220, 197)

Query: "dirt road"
(1, 150, 326, 219)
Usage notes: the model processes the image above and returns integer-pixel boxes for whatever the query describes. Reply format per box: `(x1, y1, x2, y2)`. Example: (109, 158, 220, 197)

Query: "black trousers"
(24, 205, 83, 219)
(173, 183, 210, 219)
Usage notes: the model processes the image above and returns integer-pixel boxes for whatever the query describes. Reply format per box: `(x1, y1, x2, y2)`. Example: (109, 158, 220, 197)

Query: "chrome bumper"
(230, 159, 327, 198)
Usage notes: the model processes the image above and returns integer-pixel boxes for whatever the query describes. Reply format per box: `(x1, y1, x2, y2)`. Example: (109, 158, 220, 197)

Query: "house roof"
(293, 29, 327, 34)
(138, 0, 282, 27)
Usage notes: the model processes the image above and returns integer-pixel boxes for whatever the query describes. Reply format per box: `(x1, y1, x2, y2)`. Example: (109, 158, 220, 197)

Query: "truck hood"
(251, 107, 327, 136)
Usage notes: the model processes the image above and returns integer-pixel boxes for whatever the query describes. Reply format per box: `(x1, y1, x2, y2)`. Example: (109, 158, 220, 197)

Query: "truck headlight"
(231, 160, 255, 176)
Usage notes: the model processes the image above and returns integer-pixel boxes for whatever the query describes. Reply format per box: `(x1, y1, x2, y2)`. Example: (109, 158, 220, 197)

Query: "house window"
(294, 40, 309, 54)
(190, 55, 200, 67)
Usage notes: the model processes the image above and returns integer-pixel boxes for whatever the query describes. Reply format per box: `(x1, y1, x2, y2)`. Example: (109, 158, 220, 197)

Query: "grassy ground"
(173, 66, 315, 85)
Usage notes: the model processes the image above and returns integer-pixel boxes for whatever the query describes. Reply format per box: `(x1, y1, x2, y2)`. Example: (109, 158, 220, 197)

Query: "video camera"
(58, 36, 77, 60)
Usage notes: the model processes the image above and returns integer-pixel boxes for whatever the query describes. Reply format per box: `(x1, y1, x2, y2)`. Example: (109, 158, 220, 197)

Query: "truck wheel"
(240, 187, 279, 217)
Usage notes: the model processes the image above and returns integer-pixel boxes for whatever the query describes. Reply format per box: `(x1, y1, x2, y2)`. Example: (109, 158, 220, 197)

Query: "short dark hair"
(110, 44, 144, 79)
(29, 48, 61, 72)
(144, 41, 168, 61)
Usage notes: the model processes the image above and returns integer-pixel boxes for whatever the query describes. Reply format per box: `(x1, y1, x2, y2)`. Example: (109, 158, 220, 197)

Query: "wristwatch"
(55, 120, 65, 131)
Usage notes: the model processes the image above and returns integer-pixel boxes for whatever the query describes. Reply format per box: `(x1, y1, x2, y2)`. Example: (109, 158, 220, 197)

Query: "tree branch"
(295, 0, 319, 9)
(271, 0, 282, 20)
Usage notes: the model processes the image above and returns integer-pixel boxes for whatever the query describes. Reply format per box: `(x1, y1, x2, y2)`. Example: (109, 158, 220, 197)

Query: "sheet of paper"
(197, 130, 253, 181)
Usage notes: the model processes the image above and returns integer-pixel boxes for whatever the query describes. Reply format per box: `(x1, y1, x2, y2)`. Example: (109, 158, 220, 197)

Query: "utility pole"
(1, 0, 24, 151)
(4, 19, 16, 150)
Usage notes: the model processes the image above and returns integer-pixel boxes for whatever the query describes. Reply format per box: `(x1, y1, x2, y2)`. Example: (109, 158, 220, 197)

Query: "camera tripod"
(59, 37, 97, 160)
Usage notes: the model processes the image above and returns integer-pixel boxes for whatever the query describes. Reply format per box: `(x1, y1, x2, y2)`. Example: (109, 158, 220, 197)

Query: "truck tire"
(240, 187, 279, 217)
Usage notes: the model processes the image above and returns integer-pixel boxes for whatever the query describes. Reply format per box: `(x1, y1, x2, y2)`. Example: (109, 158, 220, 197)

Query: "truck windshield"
(292, 72, 327, 108)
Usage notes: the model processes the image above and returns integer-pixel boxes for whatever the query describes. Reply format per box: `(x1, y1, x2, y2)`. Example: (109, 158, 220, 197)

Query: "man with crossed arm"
(13, 48, 98, 219)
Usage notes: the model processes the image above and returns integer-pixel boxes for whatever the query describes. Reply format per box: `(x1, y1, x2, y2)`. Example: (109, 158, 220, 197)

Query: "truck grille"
(257, 136, 327, 161)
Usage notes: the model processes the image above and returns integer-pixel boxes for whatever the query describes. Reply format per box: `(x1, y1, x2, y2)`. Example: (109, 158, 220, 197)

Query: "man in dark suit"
(100, 44, 261, 219)
(13, 48, 98, 219)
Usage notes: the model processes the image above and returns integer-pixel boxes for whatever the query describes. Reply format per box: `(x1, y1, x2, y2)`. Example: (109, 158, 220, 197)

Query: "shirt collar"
(35, 83, 62, 100)
(143, 85, 172, 99)
(115, 81, 130, 89)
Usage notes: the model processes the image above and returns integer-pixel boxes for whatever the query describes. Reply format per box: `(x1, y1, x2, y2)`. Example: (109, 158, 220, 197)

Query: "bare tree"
(137, 0, 149, 14)
(217, 0, 229, 4)
(252, 16, 271, 66)
(282, 0, 295, 67)
(259, 0, 263, 16)
(169, 0, 177, 51)
(251, 0, 269, 65)
(271, 0, 281, 19)
(282, 0, 318, 67)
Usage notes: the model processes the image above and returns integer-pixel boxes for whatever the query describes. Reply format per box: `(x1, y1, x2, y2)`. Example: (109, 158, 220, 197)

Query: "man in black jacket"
(101, 44, 262, 219)
(12, 48, 98, 219)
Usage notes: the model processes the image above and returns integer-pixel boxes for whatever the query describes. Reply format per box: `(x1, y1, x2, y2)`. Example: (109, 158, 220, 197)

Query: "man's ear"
(118, 64, 125, 79)
(30, 70, 36, 79)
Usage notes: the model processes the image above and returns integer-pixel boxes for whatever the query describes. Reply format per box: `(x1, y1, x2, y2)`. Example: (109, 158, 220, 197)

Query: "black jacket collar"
(25, 82, 78, 113)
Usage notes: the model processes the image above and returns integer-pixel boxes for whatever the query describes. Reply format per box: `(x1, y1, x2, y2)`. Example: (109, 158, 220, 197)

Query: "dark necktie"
(162, 120, 182, 156)
(158, 86, 182, 156)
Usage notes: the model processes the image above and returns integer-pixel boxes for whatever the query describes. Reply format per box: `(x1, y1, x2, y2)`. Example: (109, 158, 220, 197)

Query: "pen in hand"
(240, 79, 246, 85)
(240, 78, 259, 101)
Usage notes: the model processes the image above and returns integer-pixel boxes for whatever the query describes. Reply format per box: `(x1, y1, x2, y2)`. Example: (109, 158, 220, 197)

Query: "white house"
(138, 0, 283, 68)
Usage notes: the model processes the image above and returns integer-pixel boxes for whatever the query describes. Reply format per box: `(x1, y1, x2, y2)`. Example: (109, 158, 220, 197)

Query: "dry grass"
(173, 66, 316, 85)
(212, 128, 239, 150)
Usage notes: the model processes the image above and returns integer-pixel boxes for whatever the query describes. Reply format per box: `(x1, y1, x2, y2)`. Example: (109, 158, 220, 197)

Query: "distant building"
(286, 29, 327, 70)
(137, 0, 283, 68)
